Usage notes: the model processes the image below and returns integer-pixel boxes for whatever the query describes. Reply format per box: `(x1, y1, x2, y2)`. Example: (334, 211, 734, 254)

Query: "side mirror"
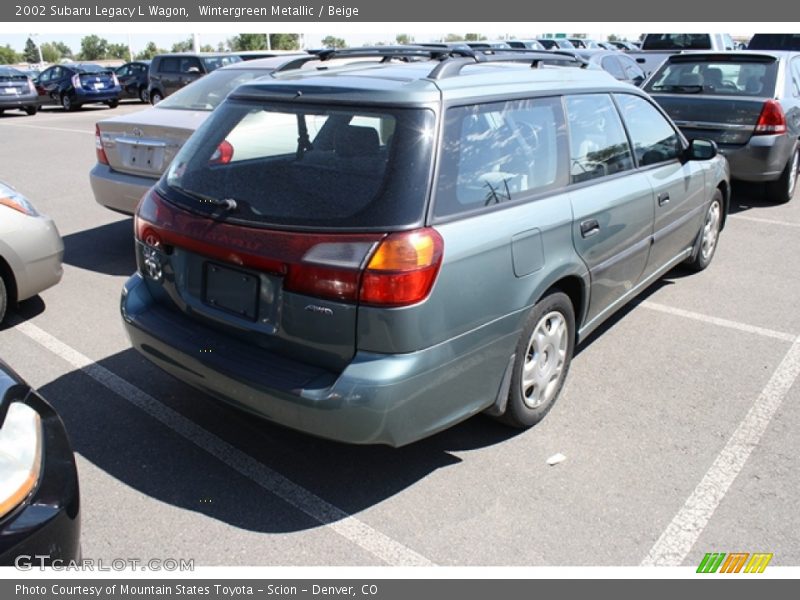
(686, 138, 718, 161)
(632, 75, 645, 87)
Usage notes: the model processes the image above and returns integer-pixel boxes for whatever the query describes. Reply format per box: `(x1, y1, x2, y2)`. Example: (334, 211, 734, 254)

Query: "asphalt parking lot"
(1, 102, 799, 568)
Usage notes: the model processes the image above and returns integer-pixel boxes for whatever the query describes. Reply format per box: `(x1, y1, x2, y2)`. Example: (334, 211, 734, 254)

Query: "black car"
(0, 360, 80, 566)
(0, 66, 38, 116)
(35, 63, 121, 111)
(115, 60, 151, 103)
(148, 52, 242, 104)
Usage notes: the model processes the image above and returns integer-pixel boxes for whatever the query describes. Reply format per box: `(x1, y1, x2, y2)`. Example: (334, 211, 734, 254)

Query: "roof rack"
(270, 45, 476, 75)
(427, 48, 590, 80)
(269, 45, 589, 80)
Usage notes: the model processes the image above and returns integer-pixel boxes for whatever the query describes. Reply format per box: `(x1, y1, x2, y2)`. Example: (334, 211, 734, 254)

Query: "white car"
(0, 182, 63, 323)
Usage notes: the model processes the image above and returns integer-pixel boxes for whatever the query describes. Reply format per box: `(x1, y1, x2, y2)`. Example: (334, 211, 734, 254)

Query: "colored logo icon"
(697, 552, 773, 573)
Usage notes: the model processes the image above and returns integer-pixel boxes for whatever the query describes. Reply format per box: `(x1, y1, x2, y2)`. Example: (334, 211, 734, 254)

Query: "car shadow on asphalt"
(62, 219, 137, 277)
(728, 180, 780, 214)
(0, 296, 45, 330)
(39, 348, 523, 536)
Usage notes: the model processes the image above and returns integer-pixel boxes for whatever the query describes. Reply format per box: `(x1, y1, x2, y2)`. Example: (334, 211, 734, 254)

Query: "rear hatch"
(135, 95, 437, 371)
(96, 66, 281, 180)
(74, 66, 117, 93)
(644, 53, 780, 146)
(0, 69, 33, 97)
(97, 108, 202, 179)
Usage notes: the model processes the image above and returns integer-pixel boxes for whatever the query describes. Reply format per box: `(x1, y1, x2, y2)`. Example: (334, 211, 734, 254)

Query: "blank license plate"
(203, 263, 259, 320)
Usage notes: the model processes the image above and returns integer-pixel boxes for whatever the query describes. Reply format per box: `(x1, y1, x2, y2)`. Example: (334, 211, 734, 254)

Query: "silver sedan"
(0, 181, 63, 323)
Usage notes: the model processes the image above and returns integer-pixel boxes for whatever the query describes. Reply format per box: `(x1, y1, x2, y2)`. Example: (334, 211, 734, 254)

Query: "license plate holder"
(203, 262, 259, 321)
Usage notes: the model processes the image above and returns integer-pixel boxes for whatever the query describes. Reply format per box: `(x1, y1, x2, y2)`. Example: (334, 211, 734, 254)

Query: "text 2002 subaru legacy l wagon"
(121, 48, 730, 446)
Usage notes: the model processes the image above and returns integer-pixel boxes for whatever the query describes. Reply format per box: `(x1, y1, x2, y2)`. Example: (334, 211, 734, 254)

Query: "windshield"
(201, 55, 242, 72)
(645, 59, 778, 96)
(0, 67, 26, 79)
(162, 100, 435, 230)
(157, 68, 274, 111)
(642, 34, 713, 50)
(76, 64, 107, 73)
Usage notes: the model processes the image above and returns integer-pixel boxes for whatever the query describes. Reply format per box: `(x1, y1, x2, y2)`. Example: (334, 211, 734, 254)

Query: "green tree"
(229, 33, 267, 51)
(107, 43, 129, 60)
(444, 34, 463, 42)
(200, 44, 215, 53)
(321, 36, 347, 49)
(607, 33, 619, 42)
(40, 42, 62, 63)
(79, 35, 109, 60)
(53, 41, 73, 59)
(135, 42, 166, 60)
(0, 44, 20, 65)
(23, 37, 39, 63)
(395, 34, 414, 45)
(463, 33, 487, 42)
(171, 37, 193, 52)
(269, 34, 300, 50)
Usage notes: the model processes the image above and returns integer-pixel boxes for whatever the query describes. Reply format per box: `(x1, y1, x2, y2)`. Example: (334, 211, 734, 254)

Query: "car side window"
(601, 56, 626, 80)
(160, 57, 180, 73)
(619, 56, 646, 83)
(791, 58, 800, 97)
(565, 94, 634, 184)
(433, 96, 567, 218)
(614, 94, 682, 166)
(38, 69, 51, 83)
(181, 58, 203, 74)
(116, 65, 129, 77)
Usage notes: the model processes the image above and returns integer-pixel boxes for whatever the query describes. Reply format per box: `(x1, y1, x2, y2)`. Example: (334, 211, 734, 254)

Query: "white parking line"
(15, 321, 435, 568)
(728, 214, 800, 229)
(639, 301, 796, 341)
(0, 122, 92, 135)
(642, 337, 800, 566)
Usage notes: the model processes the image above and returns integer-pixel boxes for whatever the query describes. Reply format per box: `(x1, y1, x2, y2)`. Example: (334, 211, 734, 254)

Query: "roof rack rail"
(270, 45, 477, 76)
(427, 48, 590, 80)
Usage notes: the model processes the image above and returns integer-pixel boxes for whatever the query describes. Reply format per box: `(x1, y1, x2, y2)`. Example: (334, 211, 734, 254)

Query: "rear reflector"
(95, 125, 109, 165)
(754, 100, 787, 135)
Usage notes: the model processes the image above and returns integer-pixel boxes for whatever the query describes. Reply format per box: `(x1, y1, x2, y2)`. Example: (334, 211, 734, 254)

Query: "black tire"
(150, 90, 163, 105)
(685, 188, 723, 272)
(61, 94, 75, 111)
(0, 275, 7, 325)
(107, 99, 119, 109)
(138, 87, 149, 103)
(766, 147, 799, 204)
(24, 105, 38, 116)
(499, 291, 575, 428)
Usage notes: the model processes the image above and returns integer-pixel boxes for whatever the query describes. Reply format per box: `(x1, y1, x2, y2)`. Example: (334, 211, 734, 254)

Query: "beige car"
(0, 181, 63, 323)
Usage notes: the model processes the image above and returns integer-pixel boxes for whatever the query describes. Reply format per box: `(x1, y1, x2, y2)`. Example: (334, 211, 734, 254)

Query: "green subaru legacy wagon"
(121, 47, 730, 446)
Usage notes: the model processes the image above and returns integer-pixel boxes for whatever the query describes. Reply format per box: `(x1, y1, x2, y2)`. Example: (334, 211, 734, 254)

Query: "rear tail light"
(754, 100, 787, 135)
(360, 229, 444, 306)
(135, 191, 444, 307)
(71, 74, 81, 88)
(112, 73, 120, 87)
(285, 229, 444, 306)
(209, 140, 234, 165)
(95, 125, 109, 165)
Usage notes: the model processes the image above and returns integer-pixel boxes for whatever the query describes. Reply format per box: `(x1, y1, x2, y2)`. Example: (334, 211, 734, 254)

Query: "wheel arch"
(0, 255, 18, 306)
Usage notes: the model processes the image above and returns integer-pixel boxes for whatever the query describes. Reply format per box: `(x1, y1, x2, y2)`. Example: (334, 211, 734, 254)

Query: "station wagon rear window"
(645, 57, 779, 96)
(163, 100, 435, 230)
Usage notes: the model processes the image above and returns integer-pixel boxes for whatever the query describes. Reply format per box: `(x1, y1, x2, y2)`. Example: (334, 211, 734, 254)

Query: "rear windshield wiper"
(173, 186, 238, 212)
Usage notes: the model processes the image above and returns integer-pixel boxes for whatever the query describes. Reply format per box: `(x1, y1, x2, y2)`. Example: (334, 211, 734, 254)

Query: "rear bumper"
(121, 273, 517, 446)
(0, 372, 80, 567)
(0, 92, 37, 110)
(719, 134, 795, 182)
(90, 163, 154, 215)
(72, 88, 120, 105)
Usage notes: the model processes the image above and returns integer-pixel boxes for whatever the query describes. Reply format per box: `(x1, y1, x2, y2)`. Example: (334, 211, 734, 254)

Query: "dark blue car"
(35, 63, 121, 111)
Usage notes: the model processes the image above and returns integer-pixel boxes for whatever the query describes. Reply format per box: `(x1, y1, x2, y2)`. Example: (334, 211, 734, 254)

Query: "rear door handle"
(657, 192, 670, 206)
(580, 219, 600, 238)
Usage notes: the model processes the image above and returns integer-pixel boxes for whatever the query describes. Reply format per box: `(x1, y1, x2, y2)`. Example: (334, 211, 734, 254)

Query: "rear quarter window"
(433, 96, 568, 219)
